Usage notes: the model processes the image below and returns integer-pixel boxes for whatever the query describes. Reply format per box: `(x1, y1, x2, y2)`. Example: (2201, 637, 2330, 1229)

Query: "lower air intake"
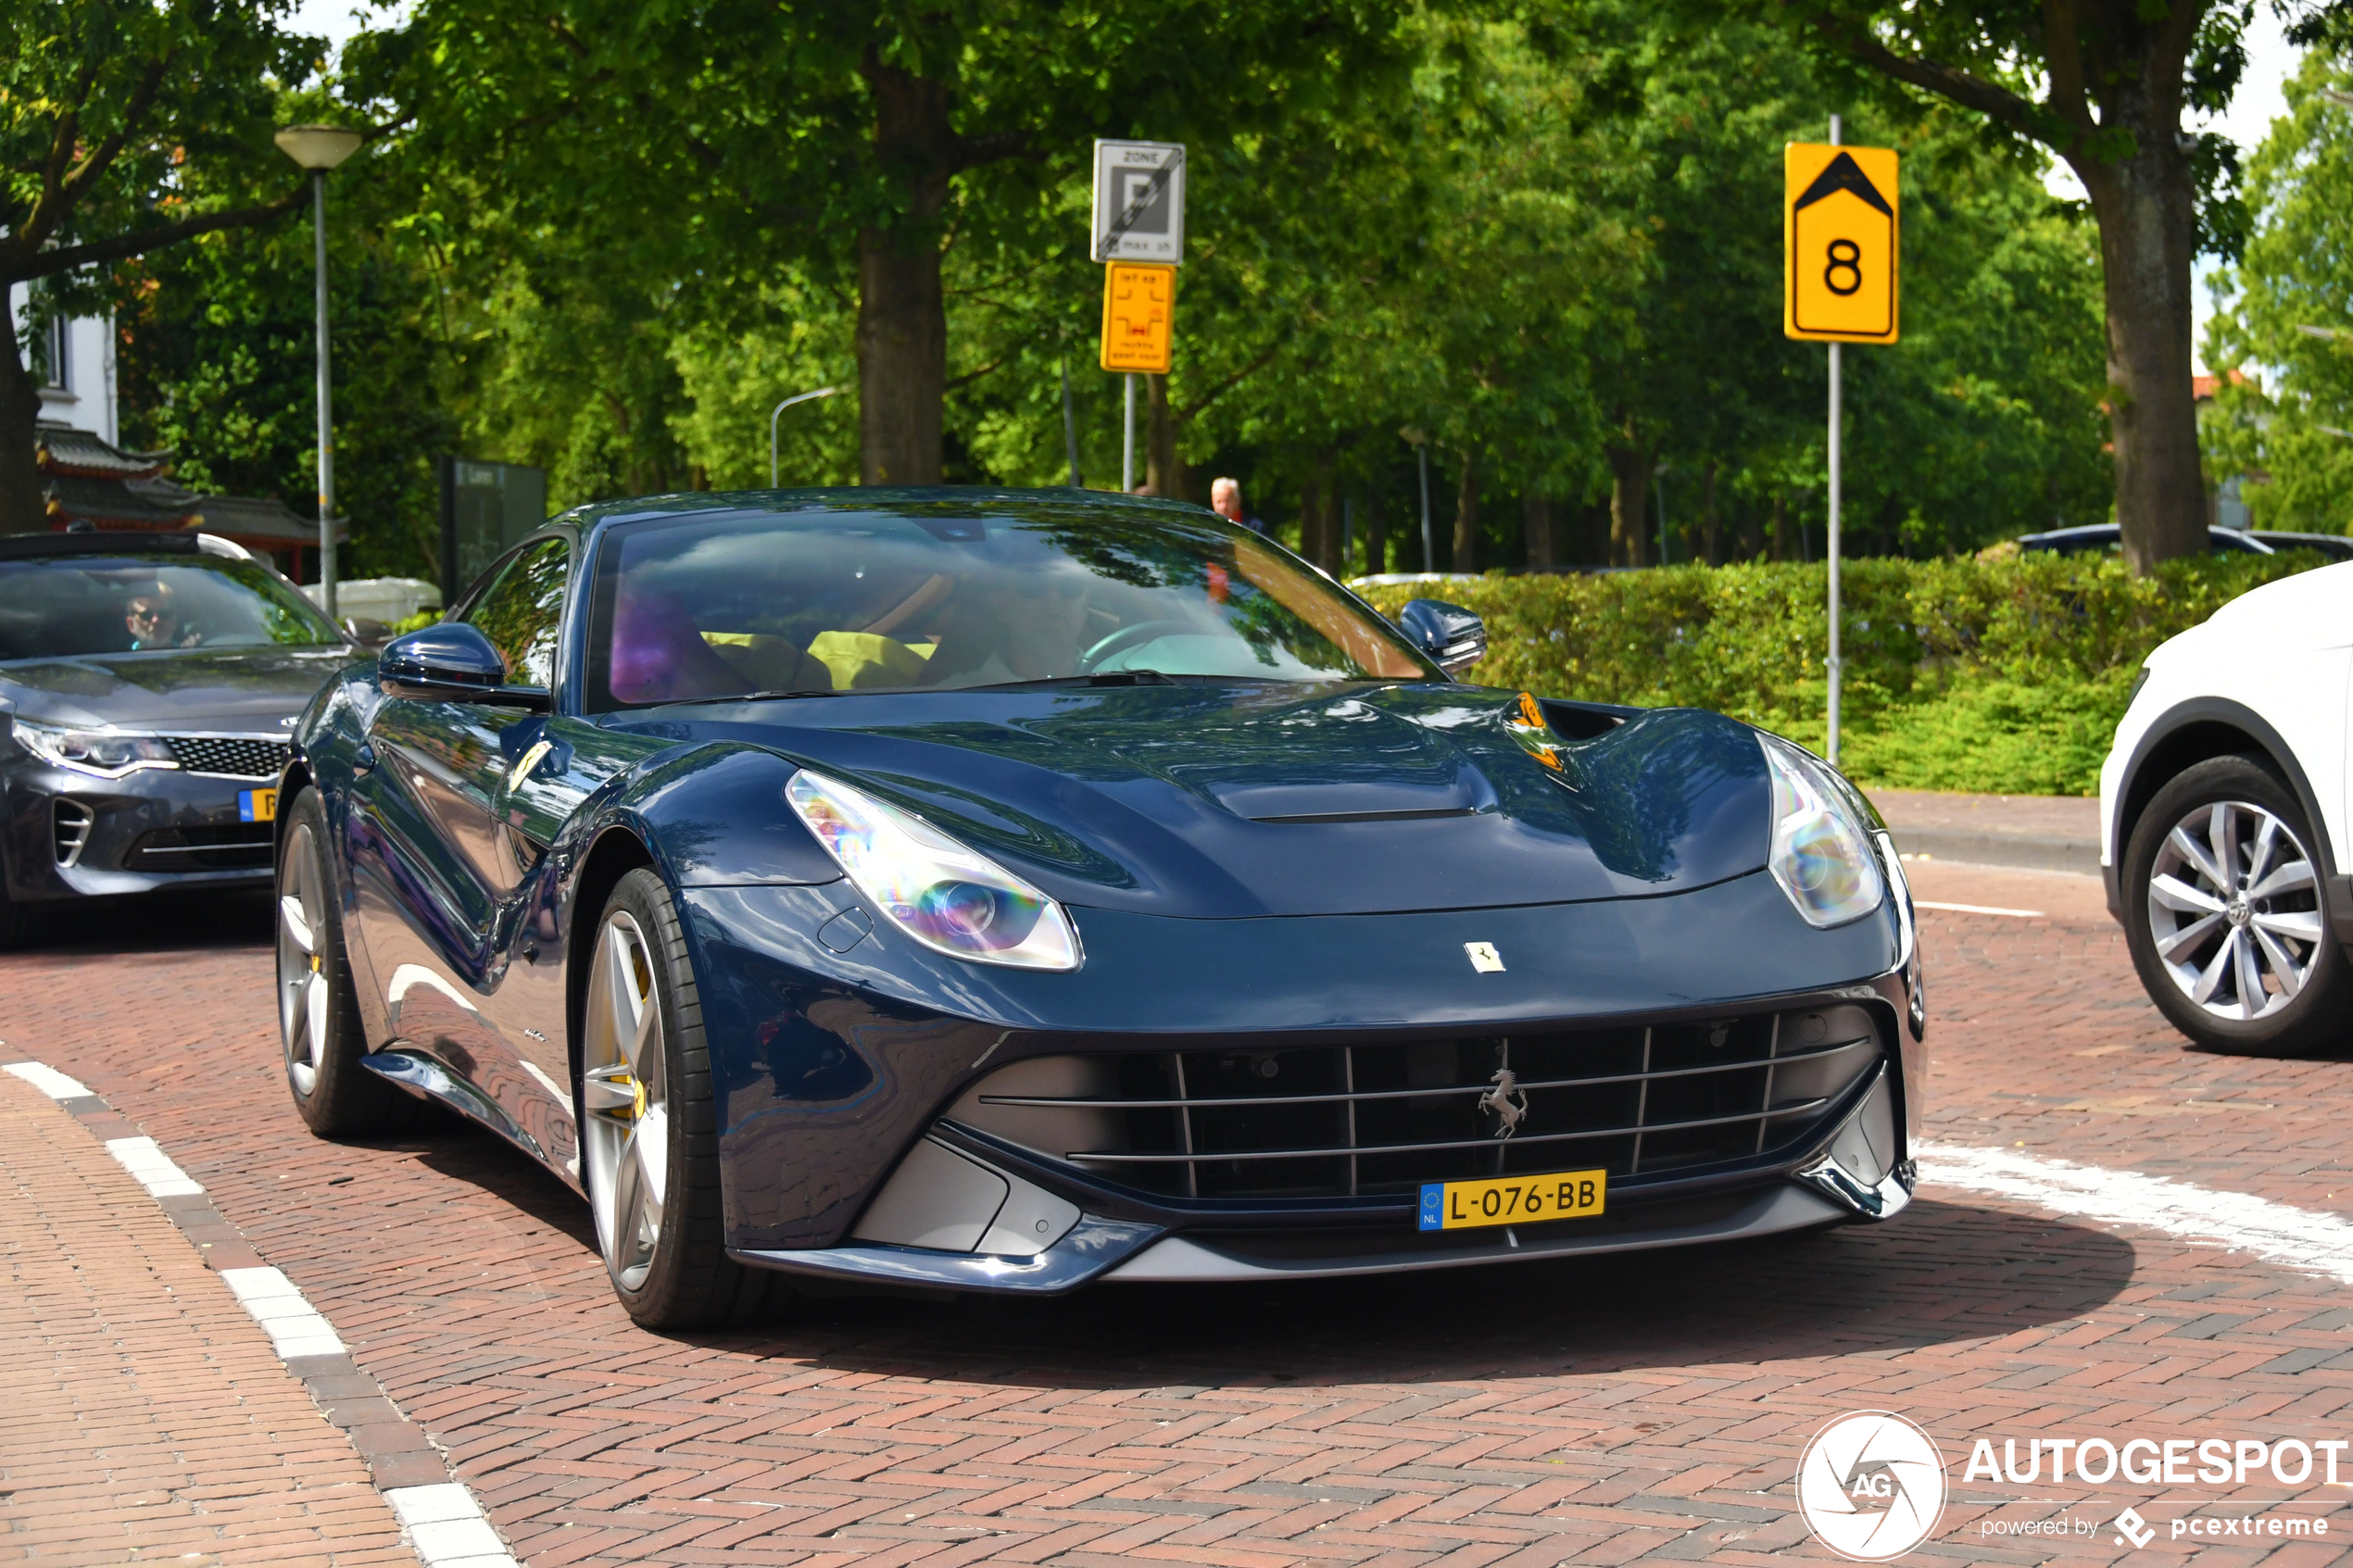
(948, 1004, 1882, 1200)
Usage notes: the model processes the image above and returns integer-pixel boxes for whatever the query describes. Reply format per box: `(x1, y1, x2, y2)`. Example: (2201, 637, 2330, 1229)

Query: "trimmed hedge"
(1354, 553, 2331, 797)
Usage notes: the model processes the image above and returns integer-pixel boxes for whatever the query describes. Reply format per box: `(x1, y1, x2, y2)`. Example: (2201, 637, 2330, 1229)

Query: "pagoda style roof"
(33, 421, 172, 481)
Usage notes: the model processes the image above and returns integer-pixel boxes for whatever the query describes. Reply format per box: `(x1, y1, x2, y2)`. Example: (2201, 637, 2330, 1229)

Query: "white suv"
(2101, 562, 2353, 1055)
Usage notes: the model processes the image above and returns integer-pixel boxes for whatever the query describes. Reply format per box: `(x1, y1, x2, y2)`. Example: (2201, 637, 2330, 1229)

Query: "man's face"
(1212, 484, 1241, 521)
(127, 596, 178, 643)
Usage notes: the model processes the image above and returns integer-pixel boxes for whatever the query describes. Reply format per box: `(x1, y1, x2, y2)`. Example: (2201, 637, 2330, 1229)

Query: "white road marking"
(5, 1060, 92, 1098)
(220, 1266, 348, 1359)
(106, 1136, 204, 1198)
(1920, 1140, 2353, 1287)
(1915, 900, 2046, 918)
(385, 1484, 520, 1568)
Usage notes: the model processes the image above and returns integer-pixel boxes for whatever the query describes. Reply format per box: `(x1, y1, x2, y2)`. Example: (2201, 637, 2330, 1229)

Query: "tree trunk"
(855, 62, 951, 487)
(1583, 499, 1611, 567)
(1145, 374, 1185, 500)
(1737, 501, 1762, 562)
(1452, 455, 1478, 574)
(1770, 492, 1791, 562)
(1607, 444, 1649, 569)
(1364, 491, 1387, 575)
(1700, 461, 1721, 567)
(2071, 130, 2206, 571)
(1312, 450, 1341, 571)
(1523, 493, 1553, 573)
(0, 339, 46, 535)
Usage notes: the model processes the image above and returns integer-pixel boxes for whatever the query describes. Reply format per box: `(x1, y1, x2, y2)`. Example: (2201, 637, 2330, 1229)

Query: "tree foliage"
(2202, 46, 2353, 530)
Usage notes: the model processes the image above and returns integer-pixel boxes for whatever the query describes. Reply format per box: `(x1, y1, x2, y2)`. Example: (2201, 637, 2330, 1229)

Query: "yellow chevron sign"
(1785, 144, 1899, 344)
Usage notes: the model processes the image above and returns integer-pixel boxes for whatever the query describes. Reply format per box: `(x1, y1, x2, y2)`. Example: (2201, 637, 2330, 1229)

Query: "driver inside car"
(124, 587, 200, 650)
(920, 571, 1095, 687)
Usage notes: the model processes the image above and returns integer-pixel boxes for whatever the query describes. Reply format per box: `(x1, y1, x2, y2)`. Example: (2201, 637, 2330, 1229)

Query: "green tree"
(354, 0, 1416, 491)
(2202, 48, 2353, 529)
(2, 0, 325, 533)
(1724, 0, 2352, 571)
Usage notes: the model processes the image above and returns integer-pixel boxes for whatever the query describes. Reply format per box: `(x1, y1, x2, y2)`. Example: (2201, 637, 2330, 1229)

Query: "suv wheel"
(2123, 755, 2351, 1055)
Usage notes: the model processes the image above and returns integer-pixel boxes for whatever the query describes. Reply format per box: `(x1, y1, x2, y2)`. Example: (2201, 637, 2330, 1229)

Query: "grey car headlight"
(15, 721, 180, 779)
(1759, 734, 1884, 928)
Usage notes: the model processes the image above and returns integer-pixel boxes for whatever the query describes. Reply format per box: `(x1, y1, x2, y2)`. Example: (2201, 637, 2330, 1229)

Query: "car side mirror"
(1398, 599, 1487, 675)
(379, 623, 548, 709)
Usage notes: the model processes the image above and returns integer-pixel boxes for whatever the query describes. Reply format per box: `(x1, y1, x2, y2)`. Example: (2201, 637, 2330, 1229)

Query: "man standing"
(1210, 477, 1265, 535)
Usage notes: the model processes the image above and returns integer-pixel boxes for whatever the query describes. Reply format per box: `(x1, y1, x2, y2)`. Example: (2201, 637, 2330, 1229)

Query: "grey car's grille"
(166, 735, 291, 778)
(950, 1003, 1883, 1201)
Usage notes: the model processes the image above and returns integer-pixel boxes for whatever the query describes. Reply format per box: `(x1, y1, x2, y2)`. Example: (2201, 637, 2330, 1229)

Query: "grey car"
(0, 532, 349, 942)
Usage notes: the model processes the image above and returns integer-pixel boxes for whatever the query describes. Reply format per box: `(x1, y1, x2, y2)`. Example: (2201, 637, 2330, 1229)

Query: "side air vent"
(52, 800, 94, 867)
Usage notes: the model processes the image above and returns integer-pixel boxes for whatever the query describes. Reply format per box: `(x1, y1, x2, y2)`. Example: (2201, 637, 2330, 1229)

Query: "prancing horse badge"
(1465, 942, 1505, 973)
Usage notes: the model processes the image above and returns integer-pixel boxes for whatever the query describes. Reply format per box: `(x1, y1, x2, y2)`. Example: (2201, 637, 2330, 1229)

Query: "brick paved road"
(7, 869, 2353, 1566)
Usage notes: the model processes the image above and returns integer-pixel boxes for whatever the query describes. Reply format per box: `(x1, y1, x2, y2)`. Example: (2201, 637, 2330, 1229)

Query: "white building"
(8, 284, 117, 445)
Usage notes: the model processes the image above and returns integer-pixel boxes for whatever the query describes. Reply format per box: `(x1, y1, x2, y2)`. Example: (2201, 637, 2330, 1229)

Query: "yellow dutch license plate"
(1418, 1168, 1605, 1232)
(239, 787, 277, 823)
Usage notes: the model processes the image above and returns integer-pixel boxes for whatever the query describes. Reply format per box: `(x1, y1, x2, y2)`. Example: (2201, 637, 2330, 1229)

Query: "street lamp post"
(769, 387, 839, 488)
(273, 125, 364, 621)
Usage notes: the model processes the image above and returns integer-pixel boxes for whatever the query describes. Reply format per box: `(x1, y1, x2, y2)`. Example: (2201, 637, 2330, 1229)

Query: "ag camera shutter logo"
(1796, 1411, 1947, 1561)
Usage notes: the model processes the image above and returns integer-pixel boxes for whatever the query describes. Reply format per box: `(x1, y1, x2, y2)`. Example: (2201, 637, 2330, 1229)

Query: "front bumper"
(1, 759, 279, 901)
(732, 1054, 1914, 1292)
(699, 847, 1923, 1294)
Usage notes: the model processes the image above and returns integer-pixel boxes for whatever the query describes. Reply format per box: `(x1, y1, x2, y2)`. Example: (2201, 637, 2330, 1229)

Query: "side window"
(463, 537, 570, 687)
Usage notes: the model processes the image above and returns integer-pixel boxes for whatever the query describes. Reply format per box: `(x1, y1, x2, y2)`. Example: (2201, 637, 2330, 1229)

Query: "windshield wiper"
(963, 670, 1178, 691)
(661, 687, 842, 708)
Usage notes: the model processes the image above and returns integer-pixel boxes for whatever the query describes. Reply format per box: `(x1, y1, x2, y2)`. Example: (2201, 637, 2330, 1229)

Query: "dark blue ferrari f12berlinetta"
(273, 489, 1924, 1327)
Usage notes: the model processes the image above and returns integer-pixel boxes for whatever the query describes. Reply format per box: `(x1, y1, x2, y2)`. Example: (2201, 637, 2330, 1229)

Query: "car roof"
(0, 531, 204, 560)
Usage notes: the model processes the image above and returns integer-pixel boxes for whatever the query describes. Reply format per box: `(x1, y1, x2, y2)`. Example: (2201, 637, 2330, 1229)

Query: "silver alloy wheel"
(2146, 798, 2325, 1021)
(582, 909, 670, 1291)
(277, 820, 330, 1095)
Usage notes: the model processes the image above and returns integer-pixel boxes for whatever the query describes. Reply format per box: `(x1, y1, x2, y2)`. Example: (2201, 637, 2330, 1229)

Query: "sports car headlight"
(784, 768, 1080, 971)
(1760, 734, 1883, 928)
(14, 721, 180, 779)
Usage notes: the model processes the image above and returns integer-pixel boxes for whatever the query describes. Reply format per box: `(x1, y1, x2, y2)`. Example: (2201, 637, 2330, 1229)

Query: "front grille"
(949, 1003, 1882, 1201)
(165, 734, 290, 778)
(124, 822, 275, 872)
(52, 800, 93, 867)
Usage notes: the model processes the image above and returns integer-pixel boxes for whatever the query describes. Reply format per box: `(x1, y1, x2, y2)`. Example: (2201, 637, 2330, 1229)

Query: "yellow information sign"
(1784, 144, 1899, 344)
(1100, 261, 1175, 373)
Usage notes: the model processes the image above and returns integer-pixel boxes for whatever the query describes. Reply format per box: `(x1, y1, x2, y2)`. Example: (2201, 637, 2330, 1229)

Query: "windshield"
(584, 501, 1433, 710)
(0, 553, 343, 660)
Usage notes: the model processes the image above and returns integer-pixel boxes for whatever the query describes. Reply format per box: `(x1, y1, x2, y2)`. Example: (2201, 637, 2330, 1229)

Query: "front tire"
(2123, 755, 2352, 1056)
(277, 787, 414, 1135)
(580, 868, 787, 1329)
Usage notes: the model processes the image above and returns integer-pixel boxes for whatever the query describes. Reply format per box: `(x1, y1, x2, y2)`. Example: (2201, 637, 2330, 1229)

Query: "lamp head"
(274, 125, 364, 171)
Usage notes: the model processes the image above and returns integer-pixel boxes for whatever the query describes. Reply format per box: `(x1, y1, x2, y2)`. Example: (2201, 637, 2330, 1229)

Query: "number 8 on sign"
(1784, 144, 1898, 344)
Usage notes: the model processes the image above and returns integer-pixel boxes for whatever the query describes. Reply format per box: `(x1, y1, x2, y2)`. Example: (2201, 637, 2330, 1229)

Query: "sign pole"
(1825, 112, 1843, 767)
(1417, 445, 1433, 573)
(1123, 372, 1138, 492)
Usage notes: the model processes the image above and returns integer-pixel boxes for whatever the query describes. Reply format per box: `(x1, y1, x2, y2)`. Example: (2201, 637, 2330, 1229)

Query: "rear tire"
(2123, 755, 2353, 1056)
(277, 787, 415, 1135)
(580, 868, 790, 1329)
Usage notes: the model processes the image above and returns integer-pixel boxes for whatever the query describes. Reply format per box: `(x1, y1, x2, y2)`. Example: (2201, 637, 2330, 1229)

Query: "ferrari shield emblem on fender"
(1465, 942, 1504, 973)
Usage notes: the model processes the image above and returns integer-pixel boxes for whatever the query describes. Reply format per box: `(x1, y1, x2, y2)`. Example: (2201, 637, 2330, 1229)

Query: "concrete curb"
(0, 1055, 521, 1566)
(1887, 826, 2101, 877)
